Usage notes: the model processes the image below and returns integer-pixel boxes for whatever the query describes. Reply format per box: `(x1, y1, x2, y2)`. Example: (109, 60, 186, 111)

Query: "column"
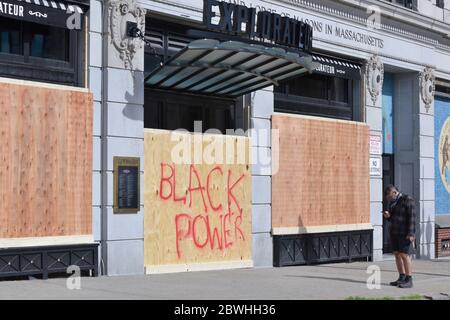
(418, 67, 436, 259)
(365, 55, 384, 262)
(89, 0, 103, 270)
(101, 0, 146, 275)
(251, 87, 274, 267)
(394, 68, 436, 260)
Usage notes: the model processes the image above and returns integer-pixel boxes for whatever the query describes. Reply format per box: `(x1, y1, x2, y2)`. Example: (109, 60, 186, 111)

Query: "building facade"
(88, 0, 450, 275)
(0, 0, 99, 278)
(1, 0, 450, 277)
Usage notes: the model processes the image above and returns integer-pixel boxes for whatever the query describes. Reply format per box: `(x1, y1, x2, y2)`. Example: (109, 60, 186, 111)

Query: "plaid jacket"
(387, 194, 416, 237)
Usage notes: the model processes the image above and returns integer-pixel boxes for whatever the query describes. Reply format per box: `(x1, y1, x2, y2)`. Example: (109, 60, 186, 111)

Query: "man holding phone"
(383, 185, 416, 288)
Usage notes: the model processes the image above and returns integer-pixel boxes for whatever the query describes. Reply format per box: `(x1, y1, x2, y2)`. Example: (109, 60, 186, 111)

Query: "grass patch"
(345, 294, 424, 300)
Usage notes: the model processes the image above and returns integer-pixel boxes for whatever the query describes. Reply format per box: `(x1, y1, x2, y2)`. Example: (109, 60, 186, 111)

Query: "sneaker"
(390, 274, 406, 286)
(398, 277, 413, 288)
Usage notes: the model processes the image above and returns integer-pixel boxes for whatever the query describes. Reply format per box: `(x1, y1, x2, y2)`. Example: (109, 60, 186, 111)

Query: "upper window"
(0, 17, 81, 86)
(0, 18, 21, 55)
(144, 18, 244, 133)
(381, 0, 415, 10)
(436, 84, 450, 97)
(29, 24, 69, 61)
(144, 89, 238, 133)
(274, 73, 355, 120)
(278, 74, 350, 103)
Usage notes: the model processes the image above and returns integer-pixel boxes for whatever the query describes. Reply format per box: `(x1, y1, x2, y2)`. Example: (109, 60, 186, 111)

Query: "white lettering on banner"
(0, 2, 24, 17)
(224, 0, 384, 49)
(29, 10, 47, 18)
(334, 26, 384, 48)
(315, 64, 335, 75)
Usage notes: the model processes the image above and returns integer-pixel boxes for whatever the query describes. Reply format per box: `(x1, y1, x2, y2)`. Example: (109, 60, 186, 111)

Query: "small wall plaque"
(113, 156, 140, 213)
(369, 157, 382, 177)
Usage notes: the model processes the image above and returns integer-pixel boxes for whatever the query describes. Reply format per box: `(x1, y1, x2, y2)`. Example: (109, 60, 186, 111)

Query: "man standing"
(383, 185, 416, 288)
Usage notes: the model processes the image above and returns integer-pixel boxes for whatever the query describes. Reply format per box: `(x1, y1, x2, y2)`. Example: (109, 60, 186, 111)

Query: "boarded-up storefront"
(272, 113, 372, 265)
(0, 80, 97, 279)
(144, 129, 252, 273)
(0, 81, 93, 242)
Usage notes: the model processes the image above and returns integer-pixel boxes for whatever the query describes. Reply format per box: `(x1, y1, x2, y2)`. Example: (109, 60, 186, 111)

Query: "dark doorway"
(144, 89, 242, 133)
(382, 154, 395, 253)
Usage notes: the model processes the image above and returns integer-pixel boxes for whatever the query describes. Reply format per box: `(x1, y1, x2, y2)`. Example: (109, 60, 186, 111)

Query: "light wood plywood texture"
(0, 82, 93, 239)
(272, 113, 370, 230)
(144, 129, 252, 271)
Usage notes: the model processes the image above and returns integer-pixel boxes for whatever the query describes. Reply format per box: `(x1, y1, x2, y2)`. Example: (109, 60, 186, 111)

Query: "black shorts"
(390, 234, 416, 255)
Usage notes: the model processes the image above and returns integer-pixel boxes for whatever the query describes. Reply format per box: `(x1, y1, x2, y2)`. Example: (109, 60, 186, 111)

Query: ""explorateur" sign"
(0, 1, 24, 17)
(203, 0, 313, 52)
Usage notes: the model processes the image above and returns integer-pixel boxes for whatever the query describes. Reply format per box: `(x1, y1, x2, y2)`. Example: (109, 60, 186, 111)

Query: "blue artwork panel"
(382, 73, 394, 154)
(435, 98, 450, 214)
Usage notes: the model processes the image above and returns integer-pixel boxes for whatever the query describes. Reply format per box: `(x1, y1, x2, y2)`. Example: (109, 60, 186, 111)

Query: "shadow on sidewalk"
(307, 265, 450, 278)
(284, 274, 392, 286)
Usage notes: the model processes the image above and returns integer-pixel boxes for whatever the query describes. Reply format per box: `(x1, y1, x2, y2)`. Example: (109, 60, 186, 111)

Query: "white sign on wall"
(369, 134, 382, 155)
(370, 157, 382, 176)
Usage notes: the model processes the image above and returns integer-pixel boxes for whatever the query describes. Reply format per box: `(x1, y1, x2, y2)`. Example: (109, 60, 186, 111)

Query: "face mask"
(390, 193, 401, 206)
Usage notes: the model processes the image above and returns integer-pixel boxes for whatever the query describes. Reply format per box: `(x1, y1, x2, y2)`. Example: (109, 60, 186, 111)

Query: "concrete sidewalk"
(0, 259, 449, 300)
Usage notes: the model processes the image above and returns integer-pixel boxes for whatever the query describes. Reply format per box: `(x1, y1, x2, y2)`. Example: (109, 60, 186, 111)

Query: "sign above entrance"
(312, 54, 361, 80)
(0, 0, 85, 30)
(203, 0, 313, 52)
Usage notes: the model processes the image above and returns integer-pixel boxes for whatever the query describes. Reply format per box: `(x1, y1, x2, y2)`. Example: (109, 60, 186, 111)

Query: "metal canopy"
(144, 39, 317, 98)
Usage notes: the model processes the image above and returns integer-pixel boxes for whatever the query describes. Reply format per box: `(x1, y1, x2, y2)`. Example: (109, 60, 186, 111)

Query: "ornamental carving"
(419, 67, 436, 113)
(108, 0, 146, 69)
(366, 55, 384, 105)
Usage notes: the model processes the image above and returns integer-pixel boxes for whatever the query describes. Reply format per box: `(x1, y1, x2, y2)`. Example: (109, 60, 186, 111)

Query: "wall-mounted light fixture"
(127, 21, 151, 46)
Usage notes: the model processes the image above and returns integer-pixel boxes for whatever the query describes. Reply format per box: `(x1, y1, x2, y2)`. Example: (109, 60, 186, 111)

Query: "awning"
(312, 54, 361, 80)
(144, 39, 317, 98)
(436, 215, 450, 228)
(0, 0, 86, 30)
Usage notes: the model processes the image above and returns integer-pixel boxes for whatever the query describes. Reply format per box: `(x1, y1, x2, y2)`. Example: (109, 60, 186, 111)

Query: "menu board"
(114, 157, 140, 213)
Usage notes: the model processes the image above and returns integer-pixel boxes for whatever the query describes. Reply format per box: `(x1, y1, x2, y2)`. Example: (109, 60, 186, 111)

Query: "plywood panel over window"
(0, 81, 93, 239)
(144, 129, 252, 273)
(272, 113, 370, 234)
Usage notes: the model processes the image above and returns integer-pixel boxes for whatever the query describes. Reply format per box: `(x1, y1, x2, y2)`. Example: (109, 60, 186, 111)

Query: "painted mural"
(435, 98, 450, 214)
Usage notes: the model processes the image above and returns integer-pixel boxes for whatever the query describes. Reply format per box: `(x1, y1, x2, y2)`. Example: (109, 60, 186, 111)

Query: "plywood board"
(144, 129, 252, 269)
(272, 113, 370, 230)
(0, 82, 93, 239)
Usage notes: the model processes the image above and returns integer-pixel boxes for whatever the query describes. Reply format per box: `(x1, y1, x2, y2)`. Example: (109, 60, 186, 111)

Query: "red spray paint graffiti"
(159, 163, 246, 258)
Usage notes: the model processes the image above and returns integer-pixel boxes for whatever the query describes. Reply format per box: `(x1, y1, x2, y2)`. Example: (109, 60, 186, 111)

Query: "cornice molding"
(335, 0, 450, 35)
(275, 0, 450, 51)
(278, 0, 450, 47)
(140, 0, 450, 52)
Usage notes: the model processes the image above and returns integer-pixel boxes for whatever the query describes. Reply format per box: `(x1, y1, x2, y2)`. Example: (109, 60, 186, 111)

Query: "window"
(436, 85, 450, 97)
(0, 17, 82, 86)
(29, 24, 69, 61)
(381, 0, 415, 10)
(0, 18, 21, 55)
(144, 90, 237, 133)
(274, 73, 355, 120)
(144, 18, 244, 133)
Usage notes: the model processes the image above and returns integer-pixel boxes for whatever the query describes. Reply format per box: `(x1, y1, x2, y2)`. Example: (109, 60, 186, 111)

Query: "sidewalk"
(0, 259, 449, 300)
